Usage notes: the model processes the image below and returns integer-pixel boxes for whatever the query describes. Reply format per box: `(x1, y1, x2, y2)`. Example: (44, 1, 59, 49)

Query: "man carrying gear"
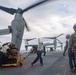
(68, 23, 76, 72)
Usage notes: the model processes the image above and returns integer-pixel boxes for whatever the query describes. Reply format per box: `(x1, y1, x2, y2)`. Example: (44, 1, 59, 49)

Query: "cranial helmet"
(66, 34, 70, 39)
(73, 23, 76, 32)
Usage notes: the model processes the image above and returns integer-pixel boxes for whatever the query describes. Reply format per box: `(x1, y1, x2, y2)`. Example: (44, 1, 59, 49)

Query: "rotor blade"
(43, 37, 54, 39)
(22, 0, 51, 13)
(25, 22, 30, 31)
(0, 6, 16, 15)
(23, 18, 30, 31)
(26, 38, 36, 41)
(57, 39, 62, 43)
(56, 33, 63, 38)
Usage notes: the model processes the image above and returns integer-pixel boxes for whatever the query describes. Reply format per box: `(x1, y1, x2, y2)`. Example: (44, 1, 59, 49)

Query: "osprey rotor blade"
(26, 38, 36, 41)
(43, 37, 54, 39)
(57, 39, 62, 43)
(23, 18, 30, 31)
(0, 6, 16, 15)
(25, 22, 30, 31)
(22, 0, 52, 13)
(56, 33, 63, 38)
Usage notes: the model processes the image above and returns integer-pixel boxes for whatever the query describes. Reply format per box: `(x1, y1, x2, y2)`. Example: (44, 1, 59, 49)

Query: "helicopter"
(0, 0, 54, 51)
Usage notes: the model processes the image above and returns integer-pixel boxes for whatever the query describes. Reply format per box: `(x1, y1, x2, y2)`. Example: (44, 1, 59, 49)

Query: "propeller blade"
(23, 18, 30, 31)
(56, 33, 63, 38)
(0, 6, 16, 15)
(43, 37, 54, 39)
(25, 22, 30, 31)
(22, 0, 51, 13)
(26, 38, 36, 41)
(57, 39, 62, 43)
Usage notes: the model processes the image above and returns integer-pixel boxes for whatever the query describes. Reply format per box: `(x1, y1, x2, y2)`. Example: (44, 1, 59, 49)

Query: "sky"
(0, 0, 76, 51)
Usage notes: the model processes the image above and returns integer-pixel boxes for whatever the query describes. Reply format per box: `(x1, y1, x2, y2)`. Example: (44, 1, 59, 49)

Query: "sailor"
(31, 42, 44, 66)
(68, 23, 76, 72)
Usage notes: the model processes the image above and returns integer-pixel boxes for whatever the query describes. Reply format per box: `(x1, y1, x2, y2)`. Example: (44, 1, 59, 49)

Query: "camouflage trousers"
(74, 48, 76, 63)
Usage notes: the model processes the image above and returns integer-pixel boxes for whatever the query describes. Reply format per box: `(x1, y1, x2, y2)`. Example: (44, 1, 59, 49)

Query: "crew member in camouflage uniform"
(68, 23, 76, 72)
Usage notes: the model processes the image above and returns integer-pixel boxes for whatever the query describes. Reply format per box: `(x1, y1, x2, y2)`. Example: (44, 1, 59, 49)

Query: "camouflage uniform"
(68, 32, 76, 70)
(69, 32, 76, 63)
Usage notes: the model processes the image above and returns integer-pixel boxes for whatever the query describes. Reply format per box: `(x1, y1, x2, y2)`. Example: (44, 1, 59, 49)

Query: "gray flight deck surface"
(0, 51, 76, 75)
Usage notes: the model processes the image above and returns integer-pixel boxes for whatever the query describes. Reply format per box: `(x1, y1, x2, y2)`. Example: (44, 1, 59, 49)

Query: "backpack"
(72, 33, 76, 48)
(7, 48, 18, 56)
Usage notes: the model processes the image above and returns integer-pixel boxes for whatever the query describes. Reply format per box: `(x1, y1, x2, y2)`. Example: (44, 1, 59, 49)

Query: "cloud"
(0, 0, 76, 50)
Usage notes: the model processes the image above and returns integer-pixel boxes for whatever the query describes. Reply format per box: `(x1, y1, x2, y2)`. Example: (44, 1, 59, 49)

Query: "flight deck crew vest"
(37, 44, 43, 52)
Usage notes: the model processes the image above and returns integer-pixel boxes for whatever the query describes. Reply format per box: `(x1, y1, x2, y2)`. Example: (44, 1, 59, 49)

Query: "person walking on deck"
(68, 23, 76, 72)
(31, 42, 44, 66)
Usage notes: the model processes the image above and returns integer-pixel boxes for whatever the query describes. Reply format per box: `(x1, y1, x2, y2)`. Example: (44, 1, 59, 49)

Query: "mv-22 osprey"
(0, 0, 52, 51)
